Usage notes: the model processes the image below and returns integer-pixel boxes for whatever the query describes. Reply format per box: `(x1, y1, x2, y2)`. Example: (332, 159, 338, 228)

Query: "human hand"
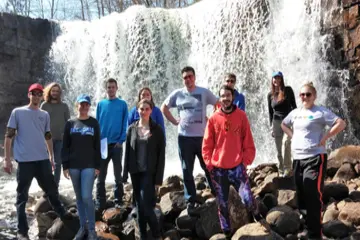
(3, 157, 13, 174)
(318, 136, 327, 147)
(95, 169, 100, 176)
(63, 169, 70, 179)
(49, 156, 55, 172)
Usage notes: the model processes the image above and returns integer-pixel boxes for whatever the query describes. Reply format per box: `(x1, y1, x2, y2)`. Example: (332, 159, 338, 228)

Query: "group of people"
(2, 65, 346, 240)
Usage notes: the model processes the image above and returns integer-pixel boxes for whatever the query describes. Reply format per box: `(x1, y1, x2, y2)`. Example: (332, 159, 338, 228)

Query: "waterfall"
(48, 0, 344, 167)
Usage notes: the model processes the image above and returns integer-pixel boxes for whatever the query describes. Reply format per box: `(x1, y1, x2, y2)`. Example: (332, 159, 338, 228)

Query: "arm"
(241, 114, 256, 166)
(128, 107, 136, 126)
(122, 128, 131, 183)
(64, 103, 70, 121)
(155, 107, 166, 140)
(94, 120, 101, 171)
(319, 118, 346, 146)
(96, 102, 100, 120)
(155, 127, 165, 185)
(288, 87, 297, 110)
(119, 102, 128, 144)
(44, 113, 54, 166)
(3, 128, 16, 174)
(239, 93, 246, 111)
(202, 118, 215, 169)
(61, 121, 71, 171)
(281, 122, 293, 138)
(161, 103, 179, 126)
(267, 93, 274, 126)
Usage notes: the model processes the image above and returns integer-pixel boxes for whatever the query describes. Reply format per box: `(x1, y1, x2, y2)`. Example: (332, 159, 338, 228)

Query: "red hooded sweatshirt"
(202, 106, 256, 169)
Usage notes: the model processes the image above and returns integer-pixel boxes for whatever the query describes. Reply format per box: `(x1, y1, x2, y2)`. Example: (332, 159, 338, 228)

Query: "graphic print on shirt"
(70, 126, 95, 136)
(177, 93, 203, 126)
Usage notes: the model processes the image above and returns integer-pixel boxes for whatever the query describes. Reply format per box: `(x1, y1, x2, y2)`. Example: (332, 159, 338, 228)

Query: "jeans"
(69, 168, 96, 230)
(210, 164, 257, 232)
(96, 144, 124, 208)
(16, 160, 65, 235)
(178, 136, 215, 204)
(131, 172, 160, 240)
(53, 139, 63, 186)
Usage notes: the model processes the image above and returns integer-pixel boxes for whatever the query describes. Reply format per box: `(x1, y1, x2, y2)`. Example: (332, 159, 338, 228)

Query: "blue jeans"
(178, 136, 215, 204)
(69, 168, 96, 230)
(96, 145, 124, 208)
(131, 172, 161, 240)
(53, 140, 62, 186)
(16, 160, 65, 235)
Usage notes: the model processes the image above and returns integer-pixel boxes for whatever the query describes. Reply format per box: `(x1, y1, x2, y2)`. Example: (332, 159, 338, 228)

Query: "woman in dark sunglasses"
(267, 71, 296, 177)
(281, 82, 346, 240)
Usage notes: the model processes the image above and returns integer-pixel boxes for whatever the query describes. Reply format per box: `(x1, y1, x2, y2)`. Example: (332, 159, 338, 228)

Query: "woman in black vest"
(267, 71, 296, 177)
(123, 98, 165, 240)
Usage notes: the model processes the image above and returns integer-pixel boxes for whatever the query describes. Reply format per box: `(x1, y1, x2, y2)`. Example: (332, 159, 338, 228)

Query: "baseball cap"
(28, 83, 44, 92)
(272, 71, 283, 78)
(76, 94, 91, 105)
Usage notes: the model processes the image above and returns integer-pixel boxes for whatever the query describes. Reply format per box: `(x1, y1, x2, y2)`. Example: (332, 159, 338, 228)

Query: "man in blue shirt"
(95, 78, 128, 210)
(224, 73, 245, 111)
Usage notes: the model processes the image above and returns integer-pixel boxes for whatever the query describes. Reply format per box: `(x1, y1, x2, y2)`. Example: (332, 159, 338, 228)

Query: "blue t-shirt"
(96, 98, 128, 144)
(7, 106, 50, 162)
(234, 90, 245, 111)
(163, 86, 218, 137)
(282, 105, 339, 159)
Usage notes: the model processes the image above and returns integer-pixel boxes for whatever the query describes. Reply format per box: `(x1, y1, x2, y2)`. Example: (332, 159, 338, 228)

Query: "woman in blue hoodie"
(128, 87, 165, 137)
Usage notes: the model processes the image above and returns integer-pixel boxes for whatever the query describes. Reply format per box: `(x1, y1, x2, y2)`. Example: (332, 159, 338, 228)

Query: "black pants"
(131, 172, 160, 240)
(96, 144, 124, 208)
(16, 160, 65, 235)
(293, 154, 327, 238)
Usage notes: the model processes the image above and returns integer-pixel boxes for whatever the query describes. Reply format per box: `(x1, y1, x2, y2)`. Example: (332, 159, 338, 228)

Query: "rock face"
(0, 13, 56, 139)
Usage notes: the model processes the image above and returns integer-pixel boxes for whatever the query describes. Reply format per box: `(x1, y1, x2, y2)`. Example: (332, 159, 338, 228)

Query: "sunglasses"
(226, 79, 235, 84)
(300, 92, 312, 97)
(31, 91, 43, 97)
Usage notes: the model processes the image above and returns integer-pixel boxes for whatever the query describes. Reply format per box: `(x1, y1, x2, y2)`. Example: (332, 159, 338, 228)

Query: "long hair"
(137, 87, 155, 108)
(271, 76, 285, 102)
(44, 82, 62, 103)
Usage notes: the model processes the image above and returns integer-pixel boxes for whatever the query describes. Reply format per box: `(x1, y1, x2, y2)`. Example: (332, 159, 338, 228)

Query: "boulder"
(95, 221, 109, 233)
(36, 211, 58, 237)
(176, 211, 197, 230)
(159, 175, 183, 197)
(277, 190, 297, 208)
(338, 202, 360, 225)
(46, 213, 80, 240)
(333, 163, 357, 182)
(232, 222, 284, 240)
(102, 207, 129, 225)
(322, 220, 355, 239)
(97, 232, 120, 240)
(160, 191, 186, 223)
(323, 182, 349, 203)
(262, 193, 278, 210)
(349, 191, 360, 201)
(323, 209, 340, 223)
(265, 205, 300, 236)
(210, 233, 227, 240)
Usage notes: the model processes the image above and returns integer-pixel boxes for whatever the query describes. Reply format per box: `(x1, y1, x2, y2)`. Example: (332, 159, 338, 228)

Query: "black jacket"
(267, 86, 297, 126)
(123, 119, 165, 185)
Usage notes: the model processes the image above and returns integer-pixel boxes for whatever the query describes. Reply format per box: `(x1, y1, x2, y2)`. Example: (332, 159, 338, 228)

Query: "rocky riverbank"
(19, 145, 360, 239)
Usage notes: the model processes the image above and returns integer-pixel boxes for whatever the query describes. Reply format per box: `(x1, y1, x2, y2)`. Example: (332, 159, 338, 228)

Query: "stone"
(277, 190, 297, 208)
(209, 233, 227, 240)
(160, 191, 186, 223)
(46, 213, 80, 240)
(350, 191, 360, 201)
(232, 222, 284, 240)
(348, 4, 360, 29)
(338, 202, 360, 225)
(323, 182, 349, 203)
(323, 220, 355, 239)
(323, 209, 340, 223)
(176, 211, 197, 230)
(195, 174, 207, 190)
(163, 229, 181, 240)
(265, 205, 300, 236)
(36, 211, 58, 237)
(95, 221, 109, 233)
(97, 232, 120, 240)
(333, 163, 357, 182)
(102, 207, 128, 225)
(262, 193, 278, 210)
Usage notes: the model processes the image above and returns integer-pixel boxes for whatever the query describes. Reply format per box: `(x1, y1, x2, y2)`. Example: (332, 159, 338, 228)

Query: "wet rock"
(333, 163, 357, 182)
(160, 191, 186, 223)
(266, 205, 300, 236)
(277, 190, 297, 208)
(323, 209, 340, 223)
(323, 220, 355, 239)
(323, 182, 349, 203)
(232, 222, 284, 240)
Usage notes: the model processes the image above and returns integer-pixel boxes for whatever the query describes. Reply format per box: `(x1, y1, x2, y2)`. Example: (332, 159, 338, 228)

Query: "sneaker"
(16, 233, 30, 240)
(87, 230, 98, 240)
(73, 227, 86, 240)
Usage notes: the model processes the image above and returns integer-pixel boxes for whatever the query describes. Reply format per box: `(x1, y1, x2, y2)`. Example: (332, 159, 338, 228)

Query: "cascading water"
(0, 0, 348, 237)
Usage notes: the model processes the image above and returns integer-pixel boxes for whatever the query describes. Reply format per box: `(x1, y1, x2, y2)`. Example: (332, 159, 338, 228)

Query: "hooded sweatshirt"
(202, 106, 255, 169)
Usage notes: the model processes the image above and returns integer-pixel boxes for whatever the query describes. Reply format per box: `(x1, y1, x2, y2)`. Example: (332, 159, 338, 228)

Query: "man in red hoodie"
(202, 85, 259, 239)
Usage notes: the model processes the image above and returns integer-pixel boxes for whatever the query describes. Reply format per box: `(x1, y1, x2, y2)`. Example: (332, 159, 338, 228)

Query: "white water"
(1, 0, 345, 236)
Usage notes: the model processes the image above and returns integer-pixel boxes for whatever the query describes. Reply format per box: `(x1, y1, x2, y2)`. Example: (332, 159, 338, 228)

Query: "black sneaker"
(16, 233, 30, 240)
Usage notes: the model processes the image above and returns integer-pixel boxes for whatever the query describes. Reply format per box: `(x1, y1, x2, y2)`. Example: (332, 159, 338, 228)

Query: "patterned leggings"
(210, 164, 257, 232)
